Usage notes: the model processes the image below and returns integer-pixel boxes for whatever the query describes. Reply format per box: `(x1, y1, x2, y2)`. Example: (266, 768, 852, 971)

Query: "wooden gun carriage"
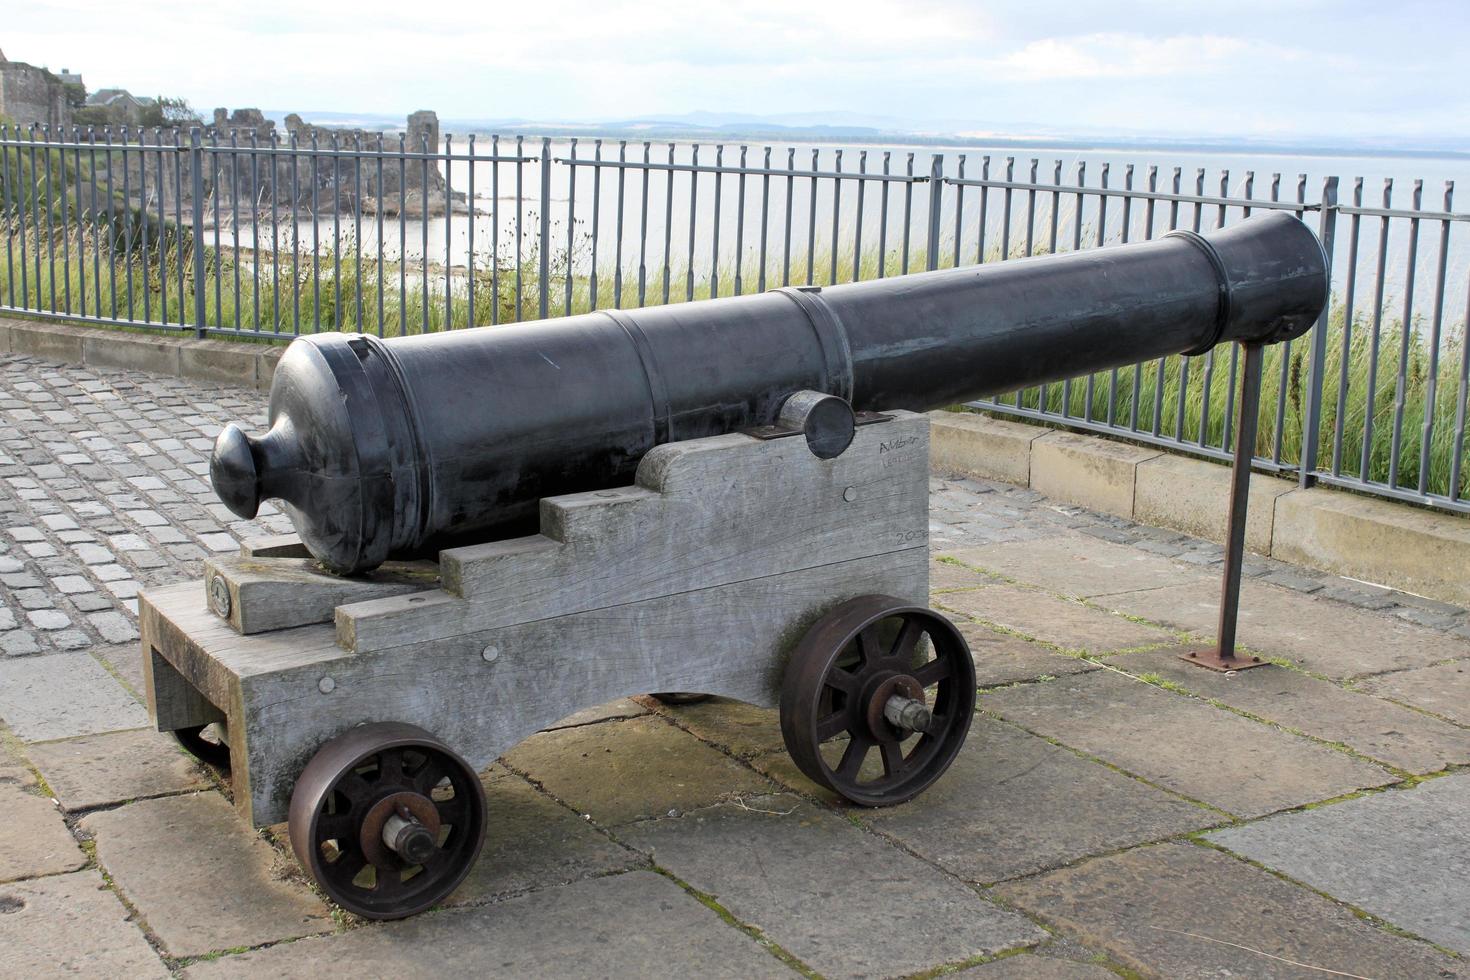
(142, 404, 977, 918)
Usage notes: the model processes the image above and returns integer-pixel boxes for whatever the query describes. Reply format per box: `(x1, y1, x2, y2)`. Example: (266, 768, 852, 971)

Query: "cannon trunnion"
(144, 213, 1329, 919)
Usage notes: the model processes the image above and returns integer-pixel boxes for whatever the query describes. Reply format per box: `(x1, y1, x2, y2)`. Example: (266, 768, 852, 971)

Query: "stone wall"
(0, 60, 72, 131)
(94, 108, 463, 220)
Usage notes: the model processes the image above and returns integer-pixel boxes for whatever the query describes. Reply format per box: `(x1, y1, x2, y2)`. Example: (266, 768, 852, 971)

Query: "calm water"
(219, 139, 1469, 328)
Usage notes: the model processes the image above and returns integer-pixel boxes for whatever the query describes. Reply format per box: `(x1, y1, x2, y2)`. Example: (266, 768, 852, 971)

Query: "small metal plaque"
(208, 574, 232, 619)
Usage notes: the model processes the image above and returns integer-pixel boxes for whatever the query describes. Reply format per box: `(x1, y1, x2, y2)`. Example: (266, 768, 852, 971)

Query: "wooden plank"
(140, 583, 241, 716)
(339, 412, 931, 654)
(204, 555, 440, 635)
(238, 534, 311, 559)
(238, 547, 927, 825)
(141, 582, 347, 687)
(140, 579, 355, 822)
(142, 646, 224, 731)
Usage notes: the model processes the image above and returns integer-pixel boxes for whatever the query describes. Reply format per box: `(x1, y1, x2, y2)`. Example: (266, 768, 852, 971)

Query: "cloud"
(986, 32, 1324, 81)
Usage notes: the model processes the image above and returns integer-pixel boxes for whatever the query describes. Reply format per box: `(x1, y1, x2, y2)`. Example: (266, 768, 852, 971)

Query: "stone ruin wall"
(88, 108, 463, 222)
(0, 61, 73, 131)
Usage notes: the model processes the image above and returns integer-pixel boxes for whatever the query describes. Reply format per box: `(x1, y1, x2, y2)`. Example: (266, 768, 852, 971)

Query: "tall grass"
(986, 307, 1467, 500)
(0, 212, 928, 335)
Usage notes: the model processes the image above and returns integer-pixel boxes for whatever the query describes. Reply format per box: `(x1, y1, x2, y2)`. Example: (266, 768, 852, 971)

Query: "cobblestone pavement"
(1, 350, 1468, 978)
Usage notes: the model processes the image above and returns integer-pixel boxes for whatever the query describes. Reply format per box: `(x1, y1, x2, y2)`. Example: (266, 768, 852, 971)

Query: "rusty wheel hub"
(862, 673, 926, 741)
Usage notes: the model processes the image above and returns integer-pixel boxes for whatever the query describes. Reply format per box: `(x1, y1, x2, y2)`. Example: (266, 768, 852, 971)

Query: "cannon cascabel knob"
(211, 423, 261, 520)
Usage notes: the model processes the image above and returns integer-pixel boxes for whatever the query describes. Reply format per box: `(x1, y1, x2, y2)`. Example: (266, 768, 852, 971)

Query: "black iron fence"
(1, 124, 1466, 515)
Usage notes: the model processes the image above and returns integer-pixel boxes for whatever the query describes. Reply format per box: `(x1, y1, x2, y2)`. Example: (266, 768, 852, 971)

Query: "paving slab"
(1209, 774, 1470, 955)
(27, 728, 211, 812)
(187, 870, 790, 979)
(651, 696, 786, 758)
(0, 870, 168, 978)
(962, 954, 1120, 978)
(931, 557, 997, 592)
(82, 792, 331, 958)
(0, 763, 87, 882)
(939, 583, 1176, 653)
(998, 842, 1460, 979)
(1355, 660, 1470, 726)
(942, 534, 1208, 598)
(543, 696, 649, 730)
(503, 715, 773, 825)
(0, 651, 149, 741)
(980, 671, 1396, 817)
(1093, 579, 1470, 678)
(92, 642, 147, 701)
(620, 794, 1045, 978)
(860, 717, 1219, 882)
(448, 766, 643, 904)
(745, 743, 888, 806)
(961, 623, 1101, 687)
(1109, 650, 1470, 774)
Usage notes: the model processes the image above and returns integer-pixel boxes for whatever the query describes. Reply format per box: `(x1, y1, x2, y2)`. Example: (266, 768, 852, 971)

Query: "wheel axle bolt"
(383, 812, 437, 865)
(883, 695, 932, 734)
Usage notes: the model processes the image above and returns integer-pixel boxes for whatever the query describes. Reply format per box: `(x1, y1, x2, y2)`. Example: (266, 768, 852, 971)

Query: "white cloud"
(987, 32, 1320, 80)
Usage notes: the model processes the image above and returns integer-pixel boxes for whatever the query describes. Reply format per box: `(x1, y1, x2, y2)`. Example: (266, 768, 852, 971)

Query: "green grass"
(984, 302, 1468, 502)
(0, 212, 926, 334)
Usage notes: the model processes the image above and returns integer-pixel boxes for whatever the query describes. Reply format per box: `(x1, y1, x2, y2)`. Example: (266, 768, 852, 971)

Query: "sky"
(5, 0, 1466, 144)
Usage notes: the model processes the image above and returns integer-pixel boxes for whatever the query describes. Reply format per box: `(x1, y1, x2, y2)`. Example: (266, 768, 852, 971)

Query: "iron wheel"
(288, 722, 487, 919)
(780, 595, 976, 806)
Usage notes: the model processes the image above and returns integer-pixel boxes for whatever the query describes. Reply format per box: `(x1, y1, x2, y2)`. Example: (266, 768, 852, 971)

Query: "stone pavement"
(0, 349, 1467, 978)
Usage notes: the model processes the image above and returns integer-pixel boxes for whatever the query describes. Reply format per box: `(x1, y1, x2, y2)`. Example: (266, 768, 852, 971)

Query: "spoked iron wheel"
(173, 722, 231, 770)
(780, 595, 976, 806)
(288, 722, 487, 920)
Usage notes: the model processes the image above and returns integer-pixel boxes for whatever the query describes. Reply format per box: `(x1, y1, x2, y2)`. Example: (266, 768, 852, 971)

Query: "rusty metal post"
(1182, 341, 1270, 671)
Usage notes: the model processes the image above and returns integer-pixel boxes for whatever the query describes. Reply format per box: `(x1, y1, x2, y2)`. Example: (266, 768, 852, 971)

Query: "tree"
(139, 96, 202, 128)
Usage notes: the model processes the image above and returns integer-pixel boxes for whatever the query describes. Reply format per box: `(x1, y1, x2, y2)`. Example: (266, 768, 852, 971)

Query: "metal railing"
(1, 124, 1466, 515)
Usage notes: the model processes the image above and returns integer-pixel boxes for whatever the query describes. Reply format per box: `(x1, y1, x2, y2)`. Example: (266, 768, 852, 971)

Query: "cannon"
(210, 211, 1327, 575)
(139, 212, 1327, 919)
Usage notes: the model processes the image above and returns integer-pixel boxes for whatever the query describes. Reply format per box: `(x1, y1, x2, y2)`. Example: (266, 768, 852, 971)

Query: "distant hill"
(261, 109, 1470, 160)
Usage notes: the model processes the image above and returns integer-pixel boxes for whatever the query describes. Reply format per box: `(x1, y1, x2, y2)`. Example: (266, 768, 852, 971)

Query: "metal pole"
(925, 153, 944, 271)
(1183, 341, 1269, 671)
(1298, 176, 1339, 487)
(539, 137, 551, 319)
(190, 129, 209, 338)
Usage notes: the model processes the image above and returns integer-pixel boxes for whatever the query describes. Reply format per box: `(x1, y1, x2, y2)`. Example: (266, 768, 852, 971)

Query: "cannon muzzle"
(213, 211, 1328, 573)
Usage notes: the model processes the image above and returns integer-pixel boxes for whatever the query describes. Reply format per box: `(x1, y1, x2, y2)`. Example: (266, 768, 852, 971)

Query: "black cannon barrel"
(212, 211, 1328, 573)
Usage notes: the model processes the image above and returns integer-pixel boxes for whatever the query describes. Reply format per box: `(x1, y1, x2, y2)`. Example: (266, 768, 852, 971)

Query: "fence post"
(538, 137, 552, 320)
(189, 128, 208, 339)
(925, 154, 944, 271)
(1298, 175, 1339, 487)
